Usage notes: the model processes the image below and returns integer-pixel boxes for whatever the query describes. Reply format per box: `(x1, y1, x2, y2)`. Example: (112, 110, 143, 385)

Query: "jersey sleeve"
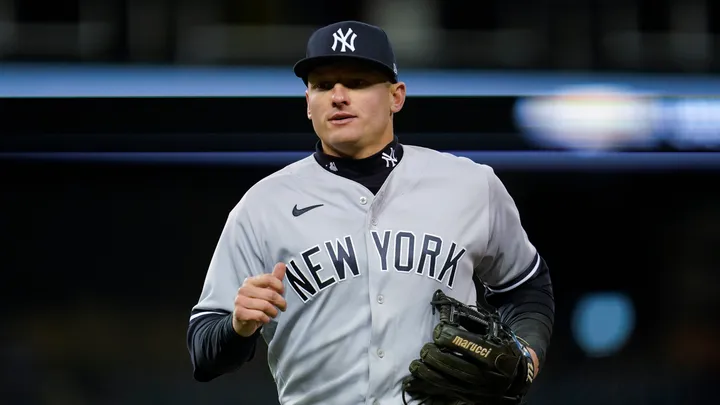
(190, 197, 266, 320)
(475, 166, 540, 293)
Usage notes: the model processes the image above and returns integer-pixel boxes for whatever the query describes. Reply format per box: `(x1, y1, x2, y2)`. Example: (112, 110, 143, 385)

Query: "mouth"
(329, 113, 357, 125)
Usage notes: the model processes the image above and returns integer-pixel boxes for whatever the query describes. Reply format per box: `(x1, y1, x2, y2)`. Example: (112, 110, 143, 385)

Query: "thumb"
(272, 262, 287, 280)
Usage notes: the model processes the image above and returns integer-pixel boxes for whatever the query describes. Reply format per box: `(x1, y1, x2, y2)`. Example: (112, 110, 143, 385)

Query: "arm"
(485, 256, 554, 373)
(187, 199, 267, 381)
(187, 311, 261, 382)
(475, 167, 556, 375)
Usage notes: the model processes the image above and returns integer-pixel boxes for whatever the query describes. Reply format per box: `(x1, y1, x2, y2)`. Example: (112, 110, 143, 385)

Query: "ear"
(305, 89, 311, 119)
(389, 82, 406, 114)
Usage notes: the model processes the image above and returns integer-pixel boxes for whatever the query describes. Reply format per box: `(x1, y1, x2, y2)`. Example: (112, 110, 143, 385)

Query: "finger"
(235, 307, 271, 325)
(244, 274, 284, 294)
(272, 262, 287, 282)
(240, 284, 287, 312)
(237, 295, 280, 319)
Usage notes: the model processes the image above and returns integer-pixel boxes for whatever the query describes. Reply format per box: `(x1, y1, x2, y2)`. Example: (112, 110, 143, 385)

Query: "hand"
(401, 290, 536, 405)
(232, 262, 287, 337)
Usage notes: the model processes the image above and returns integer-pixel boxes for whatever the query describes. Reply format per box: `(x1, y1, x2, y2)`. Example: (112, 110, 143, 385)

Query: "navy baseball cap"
(293, 21, 398, 85)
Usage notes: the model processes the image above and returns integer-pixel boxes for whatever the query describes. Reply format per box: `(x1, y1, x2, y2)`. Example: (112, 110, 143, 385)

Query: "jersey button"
(377, 294, 384, 304)
(371, 218, 378, 226)
(359, 196, 368, 205)
(377, 349, 385, 358)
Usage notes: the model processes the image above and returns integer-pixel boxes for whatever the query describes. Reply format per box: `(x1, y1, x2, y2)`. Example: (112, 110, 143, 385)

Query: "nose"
(331, 83, 350, 106)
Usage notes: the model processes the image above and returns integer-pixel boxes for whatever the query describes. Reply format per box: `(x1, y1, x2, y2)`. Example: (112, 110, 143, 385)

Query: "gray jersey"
(191, 145, 539, 405)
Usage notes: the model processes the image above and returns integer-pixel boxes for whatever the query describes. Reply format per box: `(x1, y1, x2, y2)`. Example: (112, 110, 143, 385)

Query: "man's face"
(305, 62, 405, 157)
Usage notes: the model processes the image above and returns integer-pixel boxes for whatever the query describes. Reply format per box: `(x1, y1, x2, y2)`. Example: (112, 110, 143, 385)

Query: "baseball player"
(187, 20, 555, 405)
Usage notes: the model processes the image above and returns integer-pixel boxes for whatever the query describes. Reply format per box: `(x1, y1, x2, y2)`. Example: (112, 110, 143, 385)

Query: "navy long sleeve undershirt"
(187, 311, 260, 382)
(485, 257, 555, 368)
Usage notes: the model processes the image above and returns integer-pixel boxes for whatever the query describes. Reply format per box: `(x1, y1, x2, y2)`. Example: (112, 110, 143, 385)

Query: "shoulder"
(402, 144, 498, 184)
(228, 154, 317, 218)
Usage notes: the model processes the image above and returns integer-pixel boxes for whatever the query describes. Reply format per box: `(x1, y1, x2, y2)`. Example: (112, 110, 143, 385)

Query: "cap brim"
(293, 55, 397, 84)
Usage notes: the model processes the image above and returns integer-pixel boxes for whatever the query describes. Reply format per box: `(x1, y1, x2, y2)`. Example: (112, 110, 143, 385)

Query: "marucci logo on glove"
(451, 336, 492, 357)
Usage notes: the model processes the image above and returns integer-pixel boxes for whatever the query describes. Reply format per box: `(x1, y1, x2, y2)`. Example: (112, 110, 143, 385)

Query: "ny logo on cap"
(331, 28, 357, 53)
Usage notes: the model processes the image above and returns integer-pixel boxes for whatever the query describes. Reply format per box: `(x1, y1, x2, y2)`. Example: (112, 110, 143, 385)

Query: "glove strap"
(506, 333, 535, 399)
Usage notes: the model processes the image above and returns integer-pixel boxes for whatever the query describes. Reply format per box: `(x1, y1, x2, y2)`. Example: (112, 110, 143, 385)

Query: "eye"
(346, 79, 371, 88)
(312, 82, 334, 91)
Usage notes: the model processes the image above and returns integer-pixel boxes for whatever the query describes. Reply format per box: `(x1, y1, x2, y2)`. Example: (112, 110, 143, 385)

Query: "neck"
(313, 135, 404, 192)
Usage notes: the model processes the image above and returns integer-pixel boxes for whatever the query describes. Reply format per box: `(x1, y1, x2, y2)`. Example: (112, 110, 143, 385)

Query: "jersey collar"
(313, 136, 404, 179)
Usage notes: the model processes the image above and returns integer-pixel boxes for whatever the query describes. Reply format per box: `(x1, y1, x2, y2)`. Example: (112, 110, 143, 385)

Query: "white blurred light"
(514, 85, 658, 151)
(571, 292, 635, 357)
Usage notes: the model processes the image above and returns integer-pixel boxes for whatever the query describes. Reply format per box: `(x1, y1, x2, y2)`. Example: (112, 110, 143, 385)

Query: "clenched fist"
(233, 262, 288, 337)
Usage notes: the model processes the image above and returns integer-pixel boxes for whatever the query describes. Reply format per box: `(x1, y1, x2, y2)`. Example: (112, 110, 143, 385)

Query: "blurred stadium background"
(0, 0, 718, 404)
